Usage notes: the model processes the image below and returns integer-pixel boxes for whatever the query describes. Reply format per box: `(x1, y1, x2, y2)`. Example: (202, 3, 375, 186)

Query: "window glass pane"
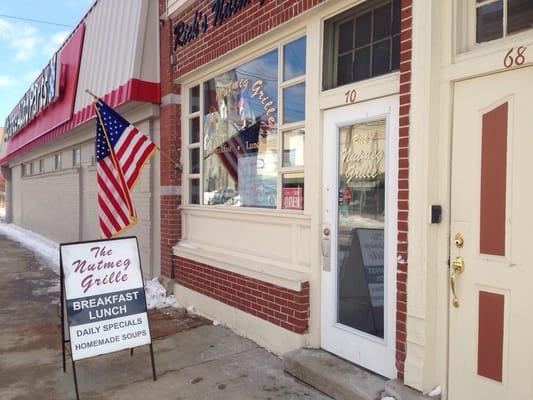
(203, 50, 279, 208)
(190, 117, 200, 143)
(282, 172, 304, 210)
(190, 148, 200, 174)
(391, 35, 400, 70)
(372, 39, 391, 76)
(283, 83, 306, 123)
(354, 46, 371, 81)
(508, 0, 533, 35)
(190, 179, 200, 204)
(39, 159, 44, 173)
(55, 154, 61, 170)
(284, 36, 306, 81)
(190, 86, 200, 113)
(338, 119, 386, 337)
(373, 3, 392, 41)
(324, 0, 400, 89)
(355, 11, 372, 48)
(338, 20, 354, 53)
(283, 129, 305, 167)
(392, 0, 401, 35)
(337, 53, 353, 86)
(476, 1, 503, 43)
(73, 148, 81, 167)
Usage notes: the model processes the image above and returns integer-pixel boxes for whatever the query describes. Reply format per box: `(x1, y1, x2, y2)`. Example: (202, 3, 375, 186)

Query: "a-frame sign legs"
(149, 344, 157, 381)
(60, 262, 66, 373)
(71, 359, 80, 400)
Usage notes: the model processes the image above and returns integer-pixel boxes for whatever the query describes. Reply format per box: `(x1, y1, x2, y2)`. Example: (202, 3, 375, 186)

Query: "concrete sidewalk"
(0, 233, 330, 400)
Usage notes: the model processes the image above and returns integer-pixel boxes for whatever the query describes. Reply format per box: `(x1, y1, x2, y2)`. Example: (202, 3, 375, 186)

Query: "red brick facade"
(395, 0, 412, 379)
(160, 0, 412, 379)
(160, 7, 182, 278)
(176, 257, 310, 333)
(171, 0, 326, 77)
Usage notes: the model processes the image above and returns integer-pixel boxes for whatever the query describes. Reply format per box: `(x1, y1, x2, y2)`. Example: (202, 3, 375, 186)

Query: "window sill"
(456, 29, 533, 62)
(173, 240, 309, 291)
(180, 204, 310, 220)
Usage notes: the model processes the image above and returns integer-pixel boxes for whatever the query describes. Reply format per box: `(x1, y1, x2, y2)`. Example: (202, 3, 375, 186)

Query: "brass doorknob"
(454, 233, 464, 248)
(450, 256, 465, 308)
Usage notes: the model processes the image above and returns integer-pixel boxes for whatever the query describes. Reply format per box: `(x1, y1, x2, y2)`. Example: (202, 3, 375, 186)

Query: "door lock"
(322, 224, 331, 272)
(454, 233, 464, 248)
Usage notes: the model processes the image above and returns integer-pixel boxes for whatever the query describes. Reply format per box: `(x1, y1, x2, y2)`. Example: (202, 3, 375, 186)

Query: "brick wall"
(396, 0, 412, 379)
(170, 0, 326, 77)
(176, 257, 310, 333)
(160, 1, 182, 278)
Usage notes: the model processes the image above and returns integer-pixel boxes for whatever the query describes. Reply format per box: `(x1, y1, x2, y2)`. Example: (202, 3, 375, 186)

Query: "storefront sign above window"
(4, 53, 60, 141)
(174, 0, 266, 48)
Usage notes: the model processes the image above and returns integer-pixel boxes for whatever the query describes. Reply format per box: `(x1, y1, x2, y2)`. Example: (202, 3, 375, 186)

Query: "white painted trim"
(166, 0, 195, 17)
(173, 241, 308, 291)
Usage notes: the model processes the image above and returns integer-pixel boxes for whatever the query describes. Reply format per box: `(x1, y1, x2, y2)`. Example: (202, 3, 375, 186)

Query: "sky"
(0, 0, 93, 125)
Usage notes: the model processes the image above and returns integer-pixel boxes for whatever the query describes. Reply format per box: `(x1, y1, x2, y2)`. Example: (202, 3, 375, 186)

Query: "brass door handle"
(450, 256, 465, 308)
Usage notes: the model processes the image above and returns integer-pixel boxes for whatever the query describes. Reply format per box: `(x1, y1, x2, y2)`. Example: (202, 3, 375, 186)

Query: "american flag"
(94, 99, 156, 238)
(213, 121, 261, 180)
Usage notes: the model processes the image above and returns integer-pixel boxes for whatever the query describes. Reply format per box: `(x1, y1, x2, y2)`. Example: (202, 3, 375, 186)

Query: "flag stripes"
(94, 99, 156, 238)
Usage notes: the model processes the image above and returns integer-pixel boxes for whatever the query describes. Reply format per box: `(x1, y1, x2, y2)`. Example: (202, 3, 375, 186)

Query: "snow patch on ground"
(0, 222, 59, 273)
(32, 280, 60, 296)
(0, 222, 180, 309)
(144, 277, 181, 310)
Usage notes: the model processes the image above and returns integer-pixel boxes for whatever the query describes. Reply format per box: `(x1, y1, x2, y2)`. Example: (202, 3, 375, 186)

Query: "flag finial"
(85, 89, 99, 101)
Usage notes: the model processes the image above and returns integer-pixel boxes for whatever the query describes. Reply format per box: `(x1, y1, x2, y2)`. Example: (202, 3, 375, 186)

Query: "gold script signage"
(340, 121, 385, 183)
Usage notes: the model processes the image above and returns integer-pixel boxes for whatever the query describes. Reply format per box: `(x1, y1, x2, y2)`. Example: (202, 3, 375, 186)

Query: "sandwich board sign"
(59, 236, 156, 399)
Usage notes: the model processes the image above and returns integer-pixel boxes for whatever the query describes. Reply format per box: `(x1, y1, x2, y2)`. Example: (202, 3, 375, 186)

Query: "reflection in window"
(282, 129, 305, 167)
(283, 83, 305, 123)
(189, 37, 306, 210)
(337, 120, 386, 338)
(203, 50, 279, 208)
(284, 36, 306, 81)
(476, 0, 533, 43)
(477, 0, 504, 42)
(324, 0, 401, 89)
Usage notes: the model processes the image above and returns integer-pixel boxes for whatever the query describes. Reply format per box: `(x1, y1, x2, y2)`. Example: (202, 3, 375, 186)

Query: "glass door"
(337, 120, 386, 338)
(321, 96, 398, 378)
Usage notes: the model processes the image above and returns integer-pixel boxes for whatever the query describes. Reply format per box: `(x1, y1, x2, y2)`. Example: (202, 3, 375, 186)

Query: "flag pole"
(90, 95, 136, 219)
(86, 90, 182, 171)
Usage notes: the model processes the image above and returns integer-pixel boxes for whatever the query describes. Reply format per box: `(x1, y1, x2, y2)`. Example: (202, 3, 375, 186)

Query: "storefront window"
(186, 36, 306, 210)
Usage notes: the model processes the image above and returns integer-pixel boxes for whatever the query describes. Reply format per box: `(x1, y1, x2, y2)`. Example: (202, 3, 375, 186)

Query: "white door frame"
(321, 95, 398, 378)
